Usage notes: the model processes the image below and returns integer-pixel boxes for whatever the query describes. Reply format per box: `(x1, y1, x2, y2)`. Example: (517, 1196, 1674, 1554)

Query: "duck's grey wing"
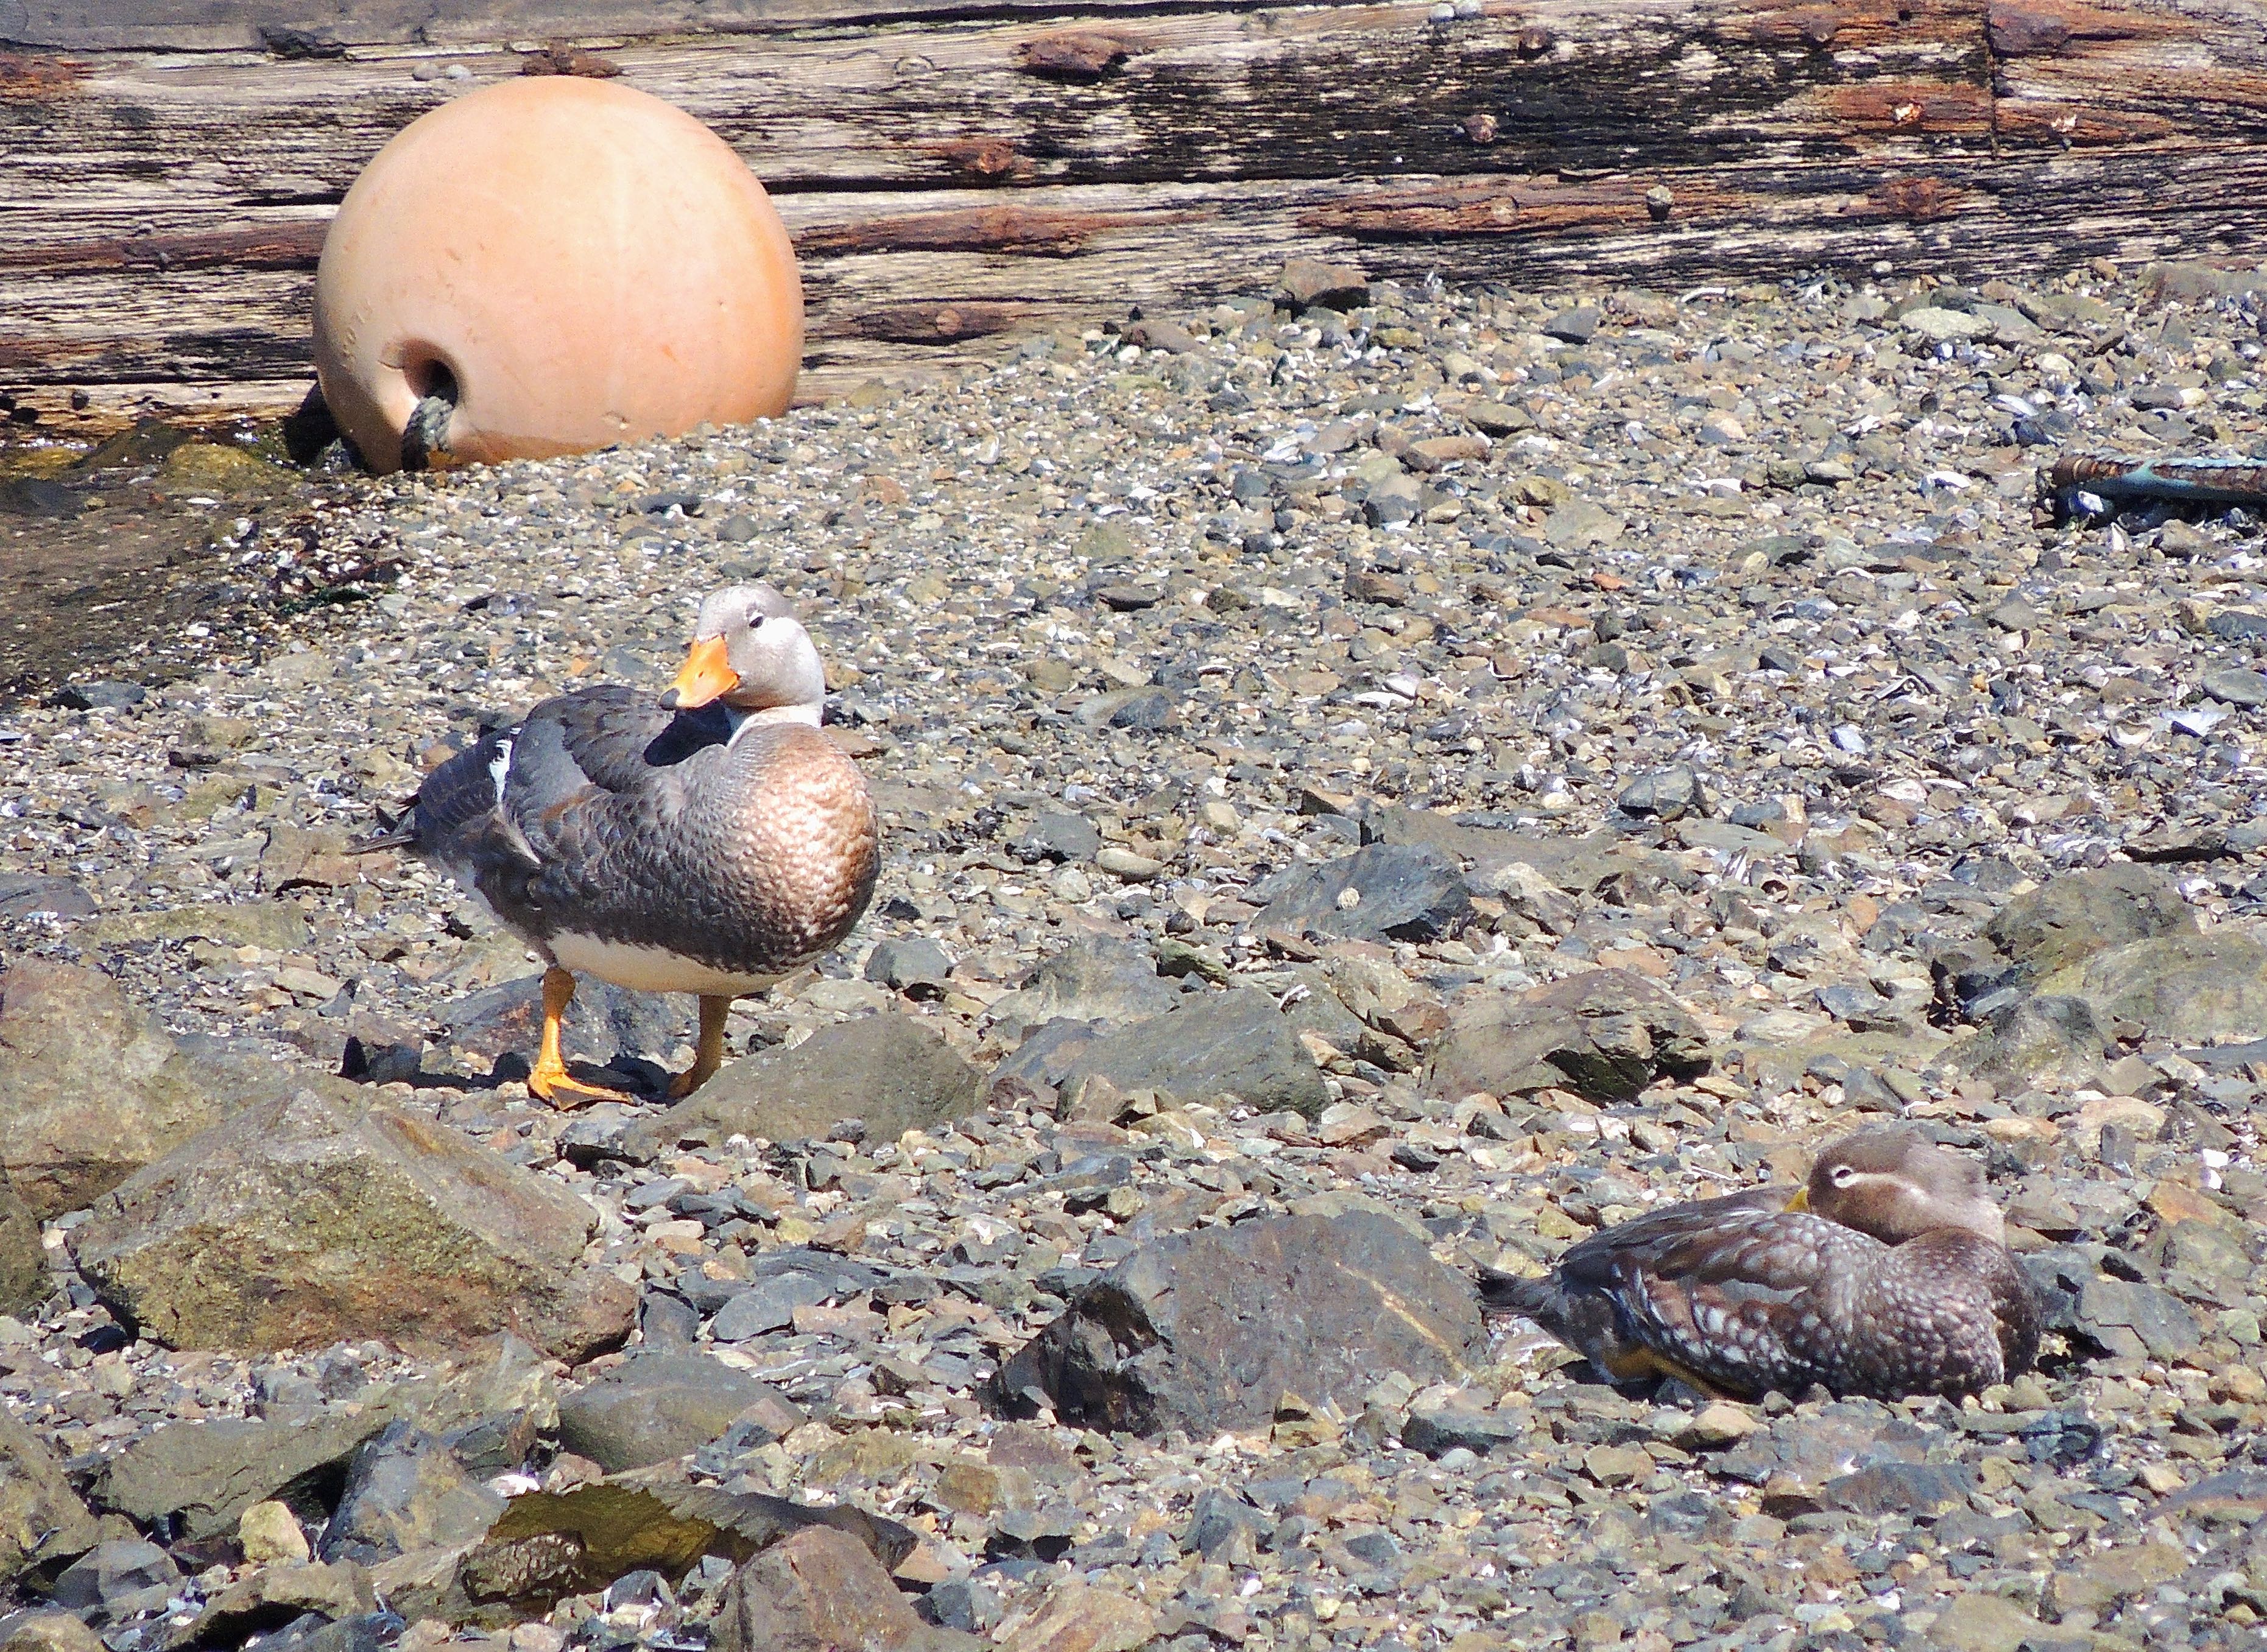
(491, 691, 744, 951)
(1479, 1186, 1791, 1313)
(541, 686, 732, 795)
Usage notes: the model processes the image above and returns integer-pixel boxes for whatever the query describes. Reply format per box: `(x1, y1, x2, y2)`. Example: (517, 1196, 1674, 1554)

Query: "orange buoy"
(312, 77, 802, 475)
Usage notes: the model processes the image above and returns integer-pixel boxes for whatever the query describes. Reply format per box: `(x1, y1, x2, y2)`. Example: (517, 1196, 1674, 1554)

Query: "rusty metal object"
(2047, 453, 2267, 508)
(1817, 82, 1993, 136)
(934, 138, 1032, 182)
(1996, 99, 2176, 144)
(1021, 30, 1138, 79)
(0, 51, 88, 100)
(520, 46, 621, 77)
(855, 303, 1018, 343)
(1302, 175, 1673, 238)
(1985, 0, 2169, 58)
(1868, 177, 1962, 220)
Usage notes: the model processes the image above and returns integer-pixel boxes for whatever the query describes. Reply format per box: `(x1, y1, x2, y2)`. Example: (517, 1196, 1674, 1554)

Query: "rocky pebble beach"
(3, 255, 2267, 1652)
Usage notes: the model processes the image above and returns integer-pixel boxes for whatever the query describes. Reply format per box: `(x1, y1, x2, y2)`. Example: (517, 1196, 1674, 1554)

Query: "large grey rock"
(1985, 864, 2194, 981)
(317, 1422, 504, 1564)
(94, 1412, 372, 1541)
(1616, 765, 1706, 821)
(863, 937, 954, 997)
(0, 876, 94, 921)
(1955, 994, 2108, 1084)
(994, 1209, 1487, 1436)
(1275, 258, 1368, 311)
(1925, 1592, 2045, 1652)
(0, 960, 306, 1218)
(557, 1352, 805, 1472)
(49, 1538, 178, 1617)
(986, 937, 1180, 1036)
(2038, 927, 2267, 1041)
(0, 1418, 100, 1581)
(999, 989, 1328, 1117)
(95, 1340, 554, 1541)
(709, 1525, 929, 1652)
(1353, 804, 1618, 893)
(81, 901, 309, 952)
(626, 1013, 983, 1156)
(71, 1088, 633, 1362)
(0, 1612, 108, 1652)
(1251, 845, 1471, 944)
(1423, 968, 1712, 1101)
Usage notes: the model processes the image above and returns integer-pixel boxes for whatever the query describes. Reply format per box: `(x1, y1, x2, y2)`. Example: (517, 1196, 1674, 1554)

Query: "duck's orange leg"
(668, 994, 733, 1099)
(527, 968, 634, 1106)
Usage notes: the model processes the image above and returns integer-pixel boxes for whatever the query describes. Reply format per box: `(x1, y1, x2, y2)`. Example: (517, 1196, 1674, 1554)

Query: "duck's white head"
(661, 583, 826, 726)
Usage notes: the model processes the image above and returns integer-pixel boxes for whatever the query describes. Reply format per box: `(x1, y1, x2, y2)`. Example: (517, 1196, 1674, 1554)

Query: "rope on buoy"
(400, 395, 455, 472)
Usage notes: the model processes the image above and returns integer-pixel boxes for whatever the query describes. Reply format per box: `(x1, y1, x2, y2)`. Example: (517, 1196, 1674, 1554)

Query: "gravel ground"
(2, 258, 2266, 1652)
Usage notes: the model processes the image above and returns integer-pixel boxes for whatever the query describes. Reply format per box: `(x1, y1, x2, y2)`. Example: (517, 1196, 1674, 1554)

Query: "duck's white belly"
(547, 932, 783, 996)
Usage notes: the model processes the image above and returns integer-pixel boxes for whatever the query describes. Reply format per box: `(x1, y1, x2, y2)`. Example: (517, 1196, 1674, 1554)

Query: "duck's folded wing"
(495, 694, 703, 918)
(1602, 1212, 1875, 1394)
(541, 686, 733, 795)
(1551, 1186, 1796, 1288)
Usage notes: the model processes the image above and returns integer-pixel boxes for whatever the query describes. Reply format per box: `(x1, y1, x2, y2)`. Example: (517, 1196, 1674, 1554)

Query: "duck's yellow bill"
(665, 634, 739, 709)
(1785, 1188, 1810, 1212)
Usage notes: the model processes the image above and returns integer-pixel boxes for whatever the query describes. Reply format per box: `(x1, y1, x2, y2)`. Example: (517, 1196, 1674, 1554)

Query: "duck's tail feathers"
(1478, 1265, 1559, 1318)
(353, 804, 421, 854)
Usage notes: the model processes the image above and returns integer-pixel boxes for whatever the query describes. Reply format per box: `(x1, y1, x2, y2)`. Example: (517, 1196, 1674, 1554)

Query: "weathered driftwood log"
(4, 0, 2266, 432)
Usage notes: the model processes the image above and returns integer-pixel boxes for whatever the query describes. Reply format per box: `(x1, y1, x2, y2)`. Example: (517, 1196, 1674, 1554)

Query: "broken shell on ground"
(311, 76, 803, 476)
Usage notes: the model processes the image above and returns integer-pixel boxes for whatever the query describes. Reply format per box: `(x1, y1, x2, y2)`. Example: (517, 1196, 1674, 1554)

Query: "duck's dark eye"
(1831, 1165, 1857, 1186)
(747, 614, 765, 630)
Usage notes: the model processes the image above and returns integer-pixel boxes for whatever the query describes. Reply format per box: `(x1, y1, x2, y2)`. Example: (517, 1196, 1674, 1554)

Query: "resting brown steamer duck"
(371, 585, 878, 1105)
(1481, 1129, 2040, 1401)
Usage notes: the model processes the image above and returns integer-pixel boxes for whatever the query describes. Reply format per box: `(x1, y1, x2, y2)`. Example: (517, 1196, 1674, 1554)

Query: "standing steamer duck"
(373, 585, 878, 1104)
(1483, 1129, 2040, 1401)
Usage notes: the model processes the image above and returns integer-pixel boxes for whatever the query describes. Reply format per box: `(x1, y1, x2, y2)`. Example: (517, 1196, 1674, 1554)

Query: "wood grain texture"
(4, 0, 2265, 435)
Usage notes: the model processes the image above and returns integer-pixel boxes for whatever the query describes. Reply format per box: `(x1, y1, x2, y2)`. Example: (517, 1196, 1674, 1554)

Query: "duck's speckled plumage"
(1481, 1130, 2040, 1401)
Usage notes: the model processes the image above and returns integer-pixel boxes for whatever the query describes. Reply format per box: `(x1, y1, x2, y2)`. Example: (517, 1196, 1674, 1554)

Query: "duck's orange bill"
(664, 634, 739, 709)
(1785, 1188, 1810, 1212)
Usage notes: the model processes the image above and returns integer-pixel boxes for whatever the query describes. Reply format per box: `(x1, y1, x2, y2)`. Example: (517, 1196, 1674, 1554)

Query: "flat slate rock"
(1984, 863, 2195, 981)
(0, 876, 95, 920)
(0, 1416, 102, 1581)
(1423, 967, 1712, 1101)
(0, 959, 310, 1219)
(557, 1352, 806, 1472)
(437, 972, 691, 1078)
(1250, 843, 1471, 944)
(999, 988, 1328, 1117)
(993, 1209, 1486, 1436)
(625, 1012, 983, 1155)
(985, 935, 1181, 1035)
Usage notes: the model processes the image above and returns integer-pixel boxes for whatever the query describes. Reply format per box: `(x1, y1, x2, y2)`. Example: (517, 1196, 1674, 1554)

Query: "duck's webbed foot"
(529, 1059, 637, 1107)
(528, 967, 635, 1109)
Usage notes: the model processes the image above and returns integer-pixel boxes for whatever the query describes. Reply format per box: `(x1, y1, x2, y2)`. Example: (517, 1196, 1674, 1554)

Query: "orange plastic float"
(312, 77, 802, 475)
